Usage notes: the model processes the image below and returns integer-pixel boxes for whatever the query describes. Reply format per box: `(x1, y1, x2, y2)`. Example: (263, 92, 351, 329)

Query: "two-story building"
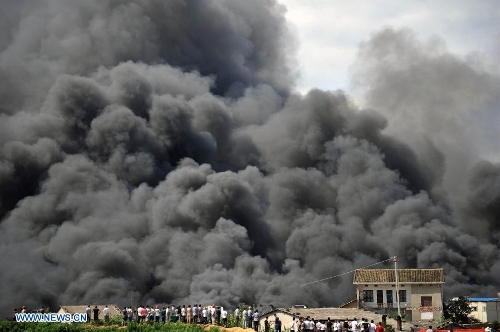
(353, 268, 445, 321)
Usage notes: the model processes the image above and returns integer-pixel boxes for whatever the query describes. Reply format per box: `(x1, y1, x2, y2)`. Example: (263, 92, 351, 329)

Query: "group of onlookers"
(119, 304, 232, 326)
(12, 303, 389, 332)
(84, 305, 111, 323)
(287, 317, 386, 332)
(11, 305, 49, 319)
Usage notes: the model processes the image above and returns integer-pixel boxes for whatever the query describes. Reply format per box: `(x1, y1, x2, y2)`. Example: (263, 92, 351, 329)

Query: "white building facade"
(353, 268, 445, 321)
(467, 297, 500, 323)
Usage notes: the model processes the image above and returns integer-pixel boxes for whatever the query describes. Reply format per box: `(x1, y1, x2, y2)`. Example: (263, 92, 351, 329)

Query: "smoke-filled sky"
(0, 0, 499, 318)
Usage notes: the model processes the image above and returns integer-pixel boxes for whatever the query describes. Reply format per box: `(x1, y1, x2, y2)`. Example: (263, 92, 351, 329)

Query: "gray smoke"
(0, 1, 499, 318)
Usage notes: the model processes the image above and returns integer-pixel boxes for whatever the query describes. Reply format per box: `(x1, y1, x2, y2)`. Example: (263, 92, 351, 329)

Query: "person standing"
(426, 326, 433, 332)
(215, 306, 222, 326)
(316, 319, 323, 332)
(122, 307, 128, 326)
(243, 308, 248, 328)
(343, 319, 349, 332)
(103, 305, 110, 324)
(127, 307, 134, 322)
(187, 305, 192, 324)
(376, 322, 385, 332)
(369, 320, 376, 332)
(161, 306, 167, 324)
(143, 305, 149, 324)
(304, 317, 312, 332)
(202, 306, 208, 324)
(197, 305, 202, 323)
(247, 307, 253, 330)
(137, 305, 143, 324)
(222, 307, 228, 327)
(362, 319, 369, 332)
(296, 317, 302, 332)
(234, 307, 240, 327)
(93, 306, 100, 323)
(253, 310, 260, 331)
(146, 305, 153, 323)
(274, 315, 282, 332)
(85, 305, 91, 323)
(166, 306, 171, 323)
(351, 318, 359, 332)
(192, 305, 198, 323)
(211, 305, 216, 324)
(265, 317, 270, 332)
(326, 318, 332, 332)
(181, 305, 186, 323)
(155, 305, 161, 323)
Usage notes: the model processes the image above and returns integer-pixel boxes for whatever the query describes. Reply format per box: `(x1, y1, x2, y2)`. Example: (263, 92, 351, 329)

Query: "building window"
(471, 306, 477, 311)
(482, 307, 486, 312)
(387, 290, 393, 304)
(377, 290, 383, 305)
(399, 290, 407, 302)
(421, 296, 432, 307)
(364, 290, 374, 302)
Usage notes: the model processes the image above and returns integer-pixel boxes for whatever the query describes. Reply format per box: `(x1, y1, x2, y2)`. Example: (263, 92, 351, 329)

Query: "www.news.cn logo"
(15, 313, 87, 323)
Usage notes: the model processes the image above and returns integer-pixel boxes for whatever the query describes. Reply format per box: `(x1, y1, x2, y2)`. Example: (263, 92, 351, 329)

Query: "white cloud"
(280, 0, 500, 94)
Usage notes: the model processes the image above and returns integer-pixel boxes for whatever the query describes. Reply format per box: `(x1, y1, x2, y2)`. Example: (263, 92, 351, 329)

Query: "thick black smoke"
(0, 0, 499, 318)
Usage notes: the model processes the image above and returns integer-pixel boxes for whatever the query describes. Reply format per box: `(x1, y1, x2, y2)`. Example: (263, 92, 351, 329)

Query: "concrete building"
(353, 268, 445, 321)
(467, 297, 500, 323)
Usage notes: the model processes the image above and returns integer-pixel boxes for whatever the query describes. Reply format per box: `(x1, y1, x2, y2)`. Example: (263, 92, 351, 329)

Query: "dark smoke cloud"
(0, 1, 499, 318)
(351, 27, 500, 192)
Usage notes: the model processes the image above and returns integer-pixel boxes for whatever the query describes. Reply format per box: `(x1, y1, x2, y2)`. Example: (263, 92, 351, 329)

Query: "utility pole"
(394, 256, 401, 317)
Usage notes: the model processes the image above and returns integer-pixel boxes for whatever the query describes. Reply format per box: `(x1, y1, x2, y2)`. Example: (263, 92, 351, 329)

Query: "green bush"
(1, 318, 228, 332)
(0, 322, 87, 332)
(383, 323, 395, 332)
(126, 321, 206, 332)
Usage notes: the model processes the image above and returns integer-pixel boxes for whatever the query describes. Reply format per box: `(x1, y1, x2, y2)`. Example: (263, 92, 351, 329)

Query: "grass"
(0, 320, 222, 332)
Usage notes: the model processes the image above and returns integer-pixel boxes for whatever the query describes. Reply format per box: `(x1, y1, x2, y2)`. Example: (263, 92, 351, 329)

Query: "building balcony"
(360, 302, 397, 309)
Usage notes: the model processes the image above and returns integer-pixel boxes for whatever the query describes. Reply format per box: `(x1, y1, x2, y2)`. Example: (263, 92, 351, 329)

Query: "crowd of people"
(11, 305, 49, 319)
(115, 304, 238, 327)
(283, 317, 386, 332)
(110, 303, 389, 332)
(11, 303, 389, 332)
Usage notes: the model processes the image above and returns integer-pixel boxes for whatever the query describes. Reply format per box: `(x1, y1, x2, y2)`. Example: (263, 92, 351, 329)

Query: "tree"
(491, 320, 499, 332)
(443, 296, 472, 324)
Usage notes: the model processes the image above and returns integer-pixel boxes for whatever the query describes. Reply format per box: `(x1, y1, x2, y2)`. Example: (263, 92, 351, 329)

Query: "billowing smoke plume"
(0, 0, 499, 317)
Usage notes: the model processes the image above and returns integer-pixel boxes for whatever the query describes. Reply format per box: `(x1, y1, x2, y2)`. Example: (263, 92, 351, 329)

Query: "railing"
(360, 303, 395, 309)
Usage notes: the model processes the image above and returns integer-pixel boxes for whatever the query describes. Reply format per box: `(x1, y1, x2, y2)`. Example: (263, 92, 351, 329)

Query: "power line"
(299, 256, 396, 287)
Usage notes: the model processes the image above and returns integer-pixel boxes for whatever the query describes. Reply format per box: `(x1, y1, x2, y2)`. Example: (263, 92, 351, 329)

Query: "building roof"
(58, 304, 122, 317)
(339, 299, 357, 309)
(353, 268, 444, 284)
(467, 298, 499, 302)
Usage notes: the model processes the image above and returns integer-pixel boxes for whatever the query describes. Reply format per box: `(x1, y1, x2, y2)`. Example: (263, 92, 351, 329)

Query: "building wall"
(408, 284, 443, 321)
(356, 284, 442, 321)
(469, 301, 488, 322)
(485, 302, 500, 323)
